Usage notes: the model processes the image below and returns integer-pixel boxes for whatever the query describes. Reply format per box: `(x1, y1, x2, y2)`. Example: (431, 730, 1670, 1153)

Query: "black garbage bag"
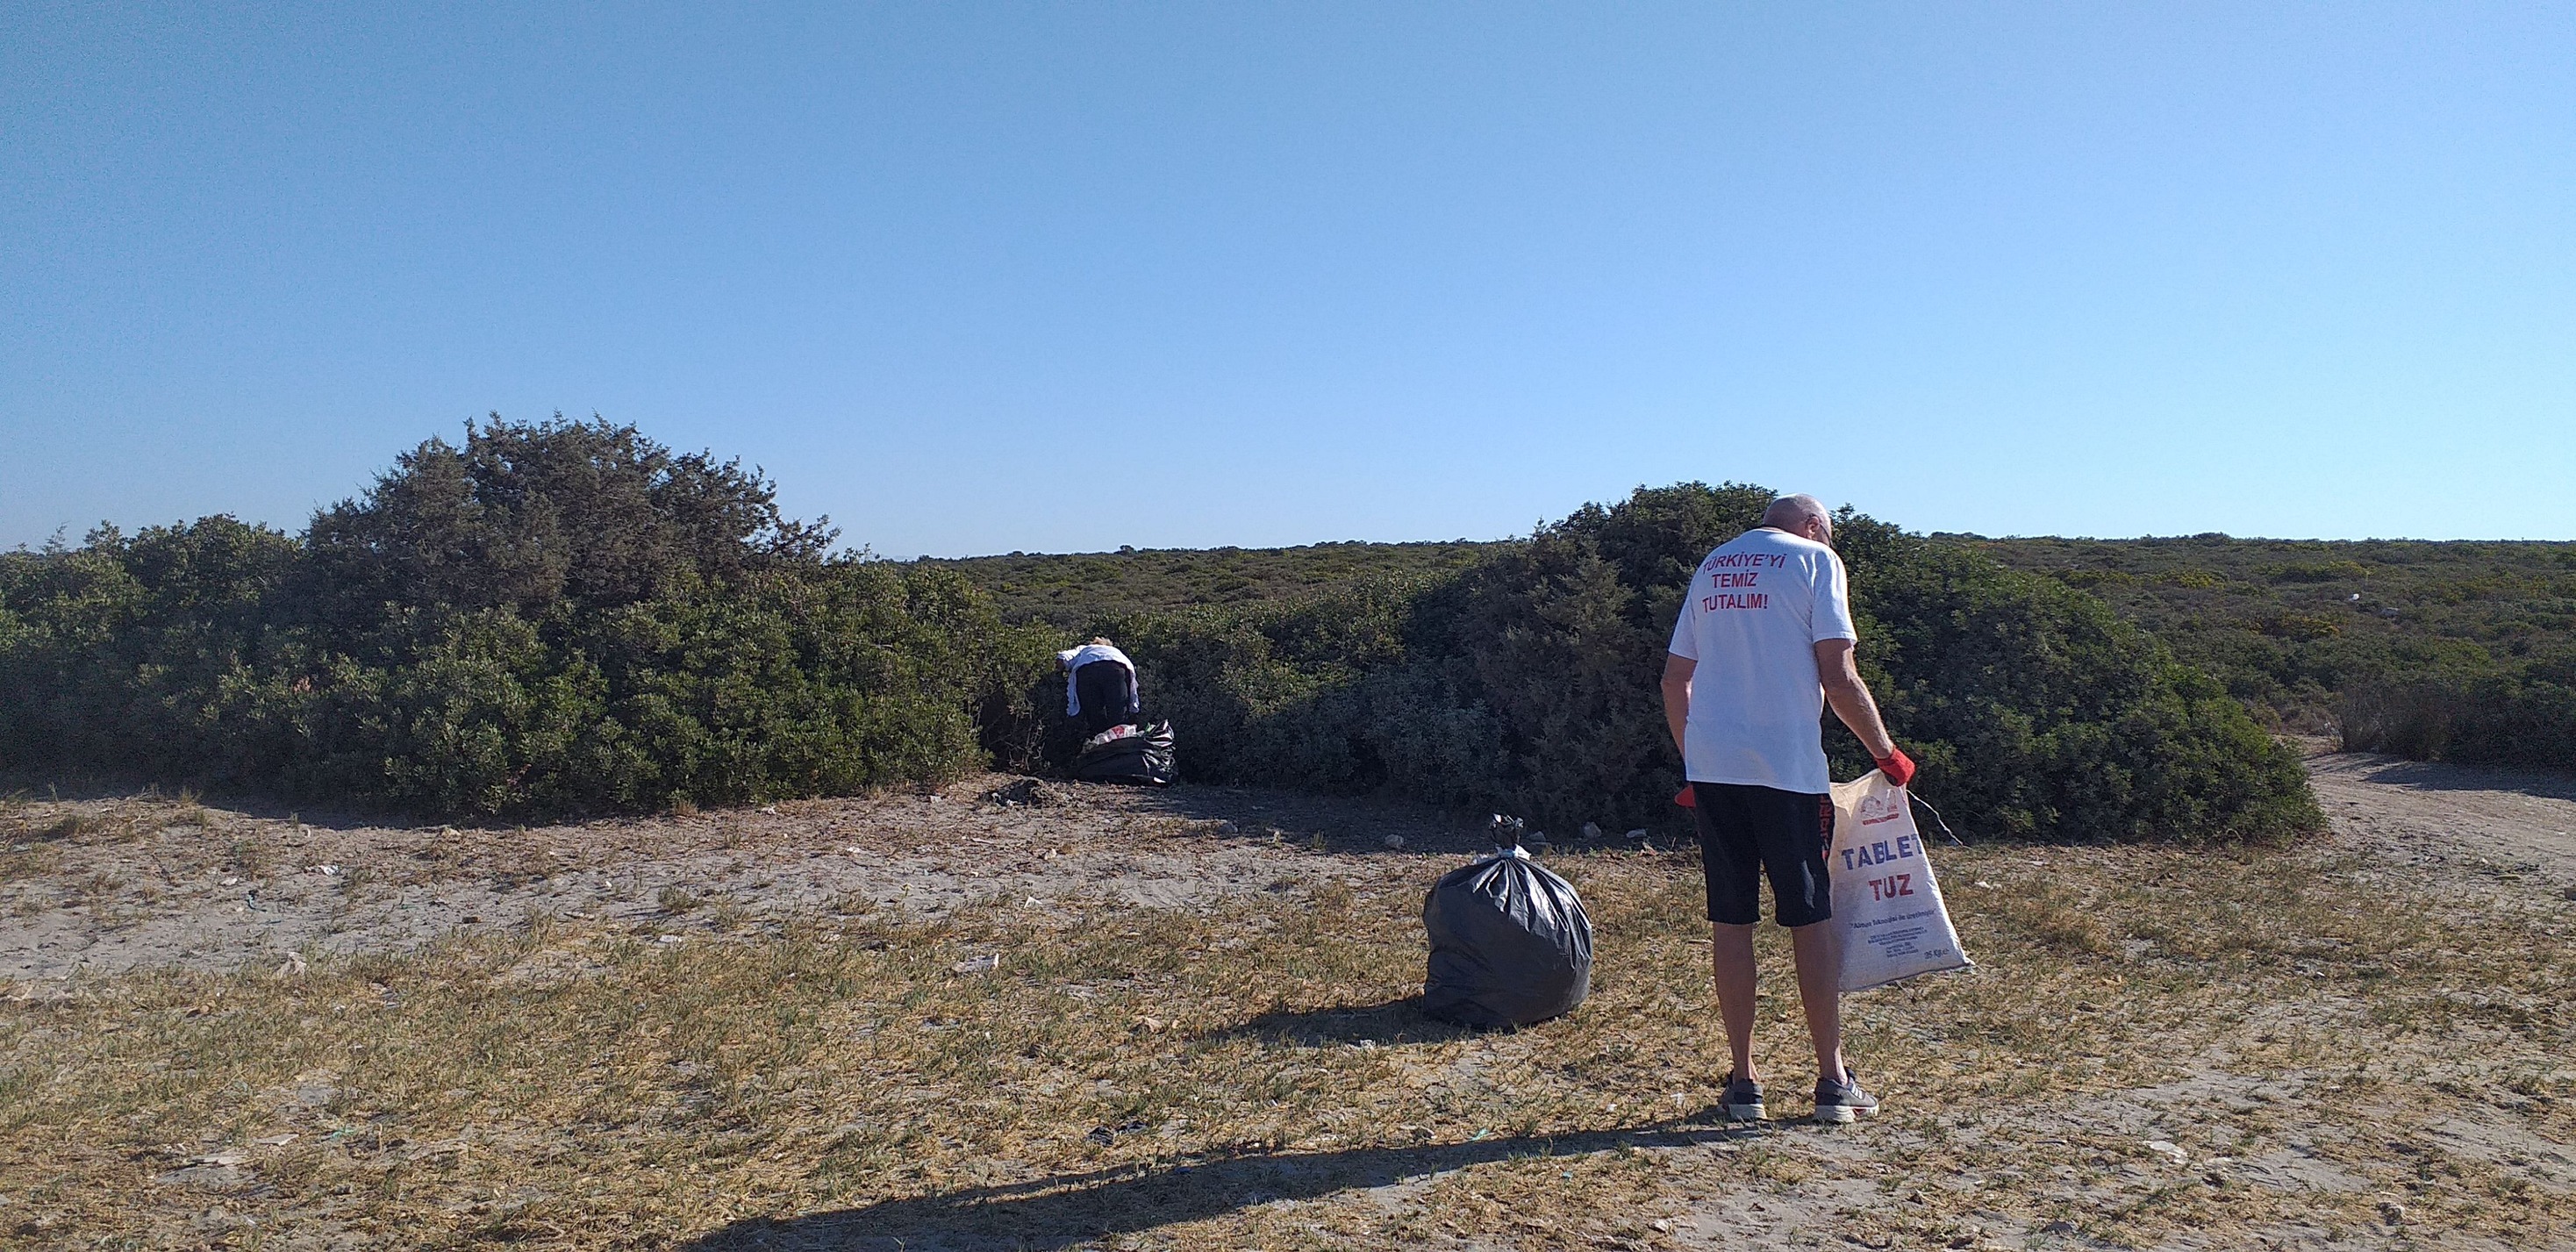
(1071, 720, 1177, 786)
(1422, 821, 1592, 1027)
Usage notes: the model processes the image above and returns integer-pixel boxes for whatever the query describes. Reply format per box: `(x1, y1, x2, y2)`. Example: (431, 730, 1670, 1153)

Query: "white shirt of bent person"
(1665, 526, 1859, 796)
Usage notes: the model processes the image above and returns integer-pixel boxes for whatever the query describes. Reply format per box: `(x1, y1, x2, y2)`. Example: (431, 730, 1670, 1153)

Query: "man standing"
(1660, 494, 1914, 1124)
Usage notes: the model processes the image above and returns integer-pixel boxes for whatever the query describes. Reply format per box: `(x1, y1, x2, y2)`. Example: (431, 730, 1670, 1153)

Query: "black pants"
(1689, 781, 1835, 927)
(1072, 662, 1139, 736)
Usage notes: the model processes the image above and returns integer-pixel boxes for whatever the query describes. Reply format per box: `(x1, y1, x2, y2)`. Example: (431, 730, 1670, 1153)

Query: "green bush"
(0, 417, 1038, 818)
(2341, 666, 2576, 774)
(0, 423, 2329, 842)
(1973, 533, 2576, 769)
(1022, 483, 2322, 843)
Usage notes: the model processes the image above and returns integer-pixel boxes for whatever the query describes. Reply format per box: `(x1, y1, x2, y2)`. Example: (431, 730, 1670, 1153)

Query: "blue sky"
(4, 4, 2571, 554)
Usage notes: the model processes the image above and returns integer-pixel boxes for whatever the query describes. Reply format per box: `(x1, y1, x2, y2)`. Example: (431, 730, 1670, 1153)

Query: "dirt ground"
(0, 779, 1482, 986)
(2304, 750, 2576, 891)
(2, 752, 2570, 1250)
(11, 751, 2570, 991)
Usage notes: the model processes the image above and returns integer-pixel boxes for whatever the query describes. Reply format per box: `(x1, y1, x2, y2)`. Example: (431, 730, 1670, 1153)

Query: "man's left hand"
(1876, 748, 1916, 788)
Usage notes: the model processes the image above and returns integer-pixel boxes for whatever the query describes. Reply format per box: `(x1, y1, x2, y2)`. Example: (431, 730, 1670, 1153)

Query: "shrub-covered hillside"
(1, 419, 2323, 840)
(964, 485, 2321, 843)
(1974, 536, 2576, 773)
(931, 542, 1494, 632)
(0, 418, 1056, 817)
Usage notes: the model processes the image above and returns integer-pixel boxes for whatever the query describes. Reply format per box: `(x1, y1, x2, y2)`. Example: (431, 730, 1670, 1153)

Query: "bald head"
(1759, 493, 1832, 539)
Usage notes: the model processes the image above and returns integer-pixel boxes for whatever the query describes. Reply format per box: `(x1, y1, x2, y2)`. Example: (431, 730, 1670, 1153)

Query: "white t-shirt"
(1665, 527, 1859, 794)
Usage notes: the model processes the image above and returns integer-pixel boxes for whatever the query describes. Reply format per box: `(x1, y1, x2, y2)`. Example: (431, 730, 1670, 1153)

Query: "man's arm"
(1814, 639, 1896, 760)
(1660, 652, 1695, 754)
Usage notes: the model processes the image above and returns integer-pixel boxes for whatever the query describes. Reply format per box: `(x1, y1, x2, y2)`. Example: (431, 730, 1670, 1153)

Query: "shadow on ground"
(0, 770, 456, 832)
(1190, 994, 1487, 1048)
(1093, 780, 1684, 860)
(2351, 755, 2576, 803)
(1124, 783, 1487, 855)
(679, 1123, 1773, 1251)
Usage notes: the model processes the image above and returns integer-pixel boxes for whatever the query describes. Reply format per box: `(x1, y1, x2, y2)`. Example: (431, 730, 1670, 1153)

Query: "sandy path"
(2308, 750, 2576, 903)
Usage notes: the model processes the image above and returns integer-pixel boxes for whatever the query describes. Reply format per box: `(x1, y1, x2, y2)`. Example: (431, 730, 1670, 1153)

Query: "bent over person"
(1660, 493, 1914, 1125)
(1057, 637, 1141, 737)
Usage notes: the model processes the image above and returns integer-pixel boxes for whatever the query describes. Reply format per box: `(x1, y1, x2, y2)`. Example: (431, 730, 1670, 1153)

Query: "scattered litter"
(1086, 1119, 1147, 1145)
(1381, 834, 1405, 849)
(219, 876, 240, 887)
(1025, 896, 1046, 906)
(308, 864, 340, 876)
(1074, 720, 1177, 785)
(1975, 880, 1996, 889)
(656, 935, 684, 944)
(846, 846, 864, 855)
(2143, 1140, 2187, 1165)
(253, 1134, 297, 1147)
(1624, 829, 1647, 840)
(952, 953, 1002, 974)
(984, 778, 1071, 807)
(759, 805, 779, 815)
(192, 1150, 249, 1168)
(1133, 1015, 1169, 1033)
(272, 954, 306, 978)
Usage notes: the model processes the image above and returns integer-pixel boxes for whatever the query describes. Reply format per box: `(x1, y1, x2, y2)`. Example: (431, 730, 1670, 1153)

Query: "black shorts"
(1689, 781, 1835, 927)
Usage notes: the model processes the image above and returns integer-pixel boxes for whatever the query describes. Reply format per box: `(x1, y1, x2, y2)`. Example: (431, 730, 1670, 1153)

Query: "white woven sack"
(1828, 769, 1971, 992)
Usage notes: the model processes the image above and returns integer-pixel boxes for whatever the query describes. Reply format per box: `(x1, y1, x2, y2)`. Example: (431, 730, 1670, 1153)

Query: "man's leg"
(1788, 919, 1844, 1083)
(1709, 920, 1760, 1082)
(1797, 915, 1878, 1121)
(1073, 662, 1121, 735)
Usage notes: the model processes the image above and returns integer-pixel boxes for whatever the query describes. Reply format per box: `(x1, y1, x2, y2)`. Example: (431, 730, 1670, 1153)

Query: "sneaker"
(1721, 1071, 1765, 1122)
(1814, 1070, 1879, 1124)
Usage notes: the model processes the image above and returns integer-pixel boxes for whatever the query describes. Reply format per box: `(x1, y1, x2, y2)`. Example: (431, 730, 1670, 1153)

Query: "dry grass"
(0, 832, 2569, 1248)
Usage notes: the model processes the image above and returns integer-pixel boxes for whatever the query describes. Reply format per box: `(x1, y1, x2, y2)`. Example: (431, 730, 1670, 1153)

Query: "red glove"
(1875, 748, 1916, 788)
(1673, 784, 1697, 808)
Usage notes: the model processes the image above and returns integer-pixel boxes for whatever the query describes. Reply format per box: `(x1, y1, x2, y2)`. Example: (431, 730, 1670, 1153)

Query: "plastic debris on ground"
(1071, 719, 1177, 786)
